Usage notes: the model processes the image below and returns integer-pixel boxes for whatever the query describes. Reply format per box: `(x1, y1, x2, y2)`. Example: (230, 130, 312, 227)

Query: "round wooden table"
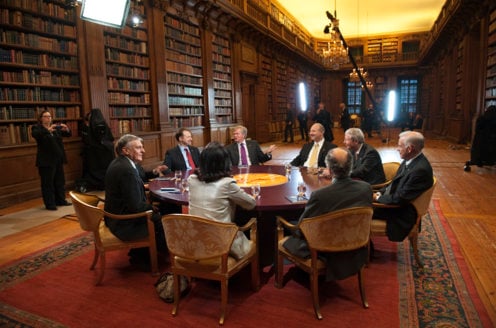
(149, 165, 332, 267)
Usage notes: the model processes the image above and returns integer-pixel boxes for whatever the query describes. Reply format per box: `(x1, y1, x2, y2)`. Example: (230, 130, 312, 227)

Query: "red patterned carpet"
(0, 201, 491, 327)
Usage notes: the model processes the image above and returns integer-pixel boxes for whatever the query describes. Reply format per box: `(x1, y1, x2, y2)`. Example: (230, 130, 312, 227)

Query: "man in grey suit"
(225, 125, 276, 166)
(290, 123, 337, 168)
(162, 128, 201, 174)
(344, 127, 386, 185)
(373, 131, 433, 241)
(283, 147, 373, 281)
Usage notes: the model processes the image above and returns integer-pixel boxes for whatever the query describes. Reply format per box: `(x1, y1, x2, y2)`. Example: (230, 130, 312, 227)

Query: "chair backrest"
(383, 162, 401, 181)
(69, 191, 104, 233)
(162, 214, 238, 260)
(412, 176, 437, 218)
(299, 207, 373, 253)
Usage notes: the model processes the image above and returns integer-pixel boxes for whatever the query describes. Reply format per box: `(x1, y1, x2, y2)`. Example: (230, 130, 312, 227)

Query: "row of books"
(111, 106, 151, 117)
(165, 17, 200, 37)
(109, 118, 153, 135)
(213, 81, 232, 90)
(0, 49, 78, 70)
(212, 35, 230, 48)
(169, 96, 203, 106)
(106, 64, 149, 79)
(0, 87, 80, 102)
(212, 53, 231, 65)
(1, 30, 77, 53)
(107, 78, 149, 91)
(0, 69, 79, 86)
(0, 105, 79, 120)
(3, 0, 76, 21)
(167, 84, 202, 96)
(108, 92, 150, 104)
(105, 49, 149, 65)
(166, 50, 202, 66)
(105, 35, 147, 52)
(167, 72, 202, 85)
(214, 99, 232, 106)
(169, 107, 203, 116)
(170, 116, 202, 128)
(1, 11, 76, 38)
(104, 26, 147, 40)
(0, 120, 79, 146)
(166, 60, 202, 76)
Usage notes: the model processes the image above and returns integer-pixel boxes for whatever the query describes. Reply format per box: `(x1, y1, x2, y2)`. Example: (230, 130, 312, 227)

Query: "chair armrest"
(238, 217, 257, 242)
(372, 202, 400, 209)
(103, 210, 154, 220)
(276, 216, 298, 241)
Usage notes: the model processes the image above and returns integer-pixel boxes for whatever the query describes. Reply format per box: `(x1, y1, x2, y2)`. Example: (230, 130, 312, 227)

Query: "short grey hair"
(233, 125, 248, 137)
(325, 147, 353, 179)
(115, 134, 142, 155)
(399, 131, 424, 152)
(345, 128, 365, 144)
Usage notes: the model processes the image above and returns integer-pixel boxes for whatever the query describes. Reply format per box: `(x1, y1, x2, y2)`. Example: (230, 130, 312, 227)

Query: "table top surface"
(148, 165, 332, 211)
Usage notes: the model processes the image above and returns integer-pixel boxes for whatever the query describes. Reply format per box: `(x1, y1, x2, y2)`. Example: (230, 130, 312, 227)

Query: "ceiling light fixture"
(321, 2, 348, 69)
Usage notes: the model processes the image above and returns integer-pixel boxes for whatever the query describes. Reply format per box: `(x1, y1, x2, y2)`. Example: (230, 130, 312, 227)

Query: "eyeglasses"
(42, 115, 52, 118)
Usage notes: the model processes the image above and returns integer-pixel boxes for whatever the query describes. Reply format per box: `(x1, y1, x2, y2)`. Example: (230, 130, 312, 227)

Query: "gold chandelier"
(349, 67, 367, 82)
(322, 8, 349, 69)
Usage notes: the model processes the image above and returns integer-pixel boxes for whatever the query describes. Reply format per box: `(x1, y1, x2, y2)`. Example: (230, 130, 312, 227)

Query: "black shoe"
(57, 201, 72, 206)
(46, 206, 57, 211)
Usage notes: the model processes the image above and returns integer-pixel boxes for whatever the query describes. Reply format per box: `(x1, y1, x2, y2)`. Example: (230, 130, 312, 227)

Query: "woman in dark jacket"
(31, 110, 72, 210)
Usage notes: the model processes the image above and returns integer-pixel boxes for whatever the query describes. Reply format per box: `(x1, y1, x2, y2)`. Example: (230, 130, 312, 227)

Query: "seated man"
(344, 128, 386, 185)
(290, 123, 337, 169)
(373, 131, 433, 241)
(161, 128, 200, 174)
(104, 134, 167, 267)
(283, 147, 373, 281)
(225, 125, 276, 166)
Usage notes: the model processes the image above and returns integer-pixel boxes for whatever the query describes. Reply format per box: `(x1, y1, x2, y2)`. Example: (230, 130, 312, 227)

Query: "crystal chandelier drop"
(322, 28, 349, 69)
(349, 67, 368, 82)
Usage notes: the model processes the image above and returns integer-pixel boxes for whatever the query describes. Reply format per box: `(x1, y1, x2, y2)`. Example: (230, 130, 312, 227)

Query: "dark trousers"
(299, 123, 308, 141)
(284, 123, 294, 142)
(38, 164, 66, 208)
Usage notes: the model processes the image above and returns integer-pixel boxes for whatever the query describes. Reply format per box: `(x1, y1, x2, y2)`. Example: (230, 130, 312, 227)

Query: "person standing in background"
(32, 110, 72, 210)
(313, 101, 334, 142)
(297, 108, 309, 142)
(283, 103, 294, 143)
(339, 102, 351, 133)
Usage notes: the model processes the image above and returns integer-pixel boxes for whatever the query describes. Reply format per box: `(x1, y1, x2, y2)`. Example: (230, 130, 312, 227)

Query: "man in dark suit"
(313, 101, 334, 142)
(104, 134, 167, 266)
(225, 125, 276, 166)
(373, 131, 433, 241)
(344, 127, 386, 185)
(283, 147, 373, 281)
(161, 128, 200, 174)
(290, 123, 337, 168)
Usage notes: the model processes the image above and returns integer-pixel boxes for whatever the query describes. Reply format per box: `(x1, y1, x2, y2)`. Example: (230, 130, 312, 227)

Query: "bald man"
(283, 147, 373, 281)
(290, 123, 336, 168)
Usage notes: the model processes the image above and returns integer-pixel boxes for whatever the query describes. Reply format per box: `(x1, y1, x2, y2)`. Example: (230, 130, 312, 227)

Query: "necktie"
(307, 143, 319, 168)
(240, 143, 248, 165)
(184, 148, 196, 169)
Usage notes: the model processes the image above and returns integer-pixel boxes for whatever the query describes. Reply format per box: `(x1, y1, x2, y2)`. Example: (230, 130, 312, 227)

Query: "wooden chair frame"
(275, 207, 373, 320)
(161, 214, 259, 325)
(371, 162, 401, 191)
(69, 191, 159, 285)
(371, 176, 437, 267)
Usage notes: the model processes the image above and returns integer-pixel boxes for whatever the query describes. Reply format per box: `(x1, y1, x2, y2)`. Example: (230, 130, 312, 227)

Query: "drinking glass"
(251, 184, 261, 199)
(174, 170, 182, 182)
(297, 181, 307, 198)
(180, 179, 189, 193)
(284, 163, 292, 174)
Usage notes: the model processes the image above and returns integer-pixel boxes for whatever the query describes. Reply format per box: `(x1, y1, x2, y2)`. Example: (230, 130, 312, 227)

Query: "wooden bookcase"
(274, 59, 287, 121)
(212, 33, 233, 124)
(164, 11, 204, 128)
(0, 0, 81, 146)
(485, 9, 496, 108)
(103, 2, 153, 136)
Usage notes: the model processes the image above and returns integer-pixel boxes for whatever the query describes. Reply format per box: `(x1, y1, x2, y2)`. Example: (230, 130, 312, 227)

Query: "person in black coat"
(104, 134, 167, 265)
(344, 128, 386, 185)
(470, 105, 496, 166)
(31, 110, 72, 210)
(162, 128, 201, 174)
(339, 102, 351, 132)
(313, 102, 334, 142)
(81, 108, 115, 190)
(290, 123, 337, 168)
(373, 131, 433, 241)
(297, 109, 309, 142)
(283, 103, 295, 143)
(283, 147, 373, 281)
(225, 125, 276, 166)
